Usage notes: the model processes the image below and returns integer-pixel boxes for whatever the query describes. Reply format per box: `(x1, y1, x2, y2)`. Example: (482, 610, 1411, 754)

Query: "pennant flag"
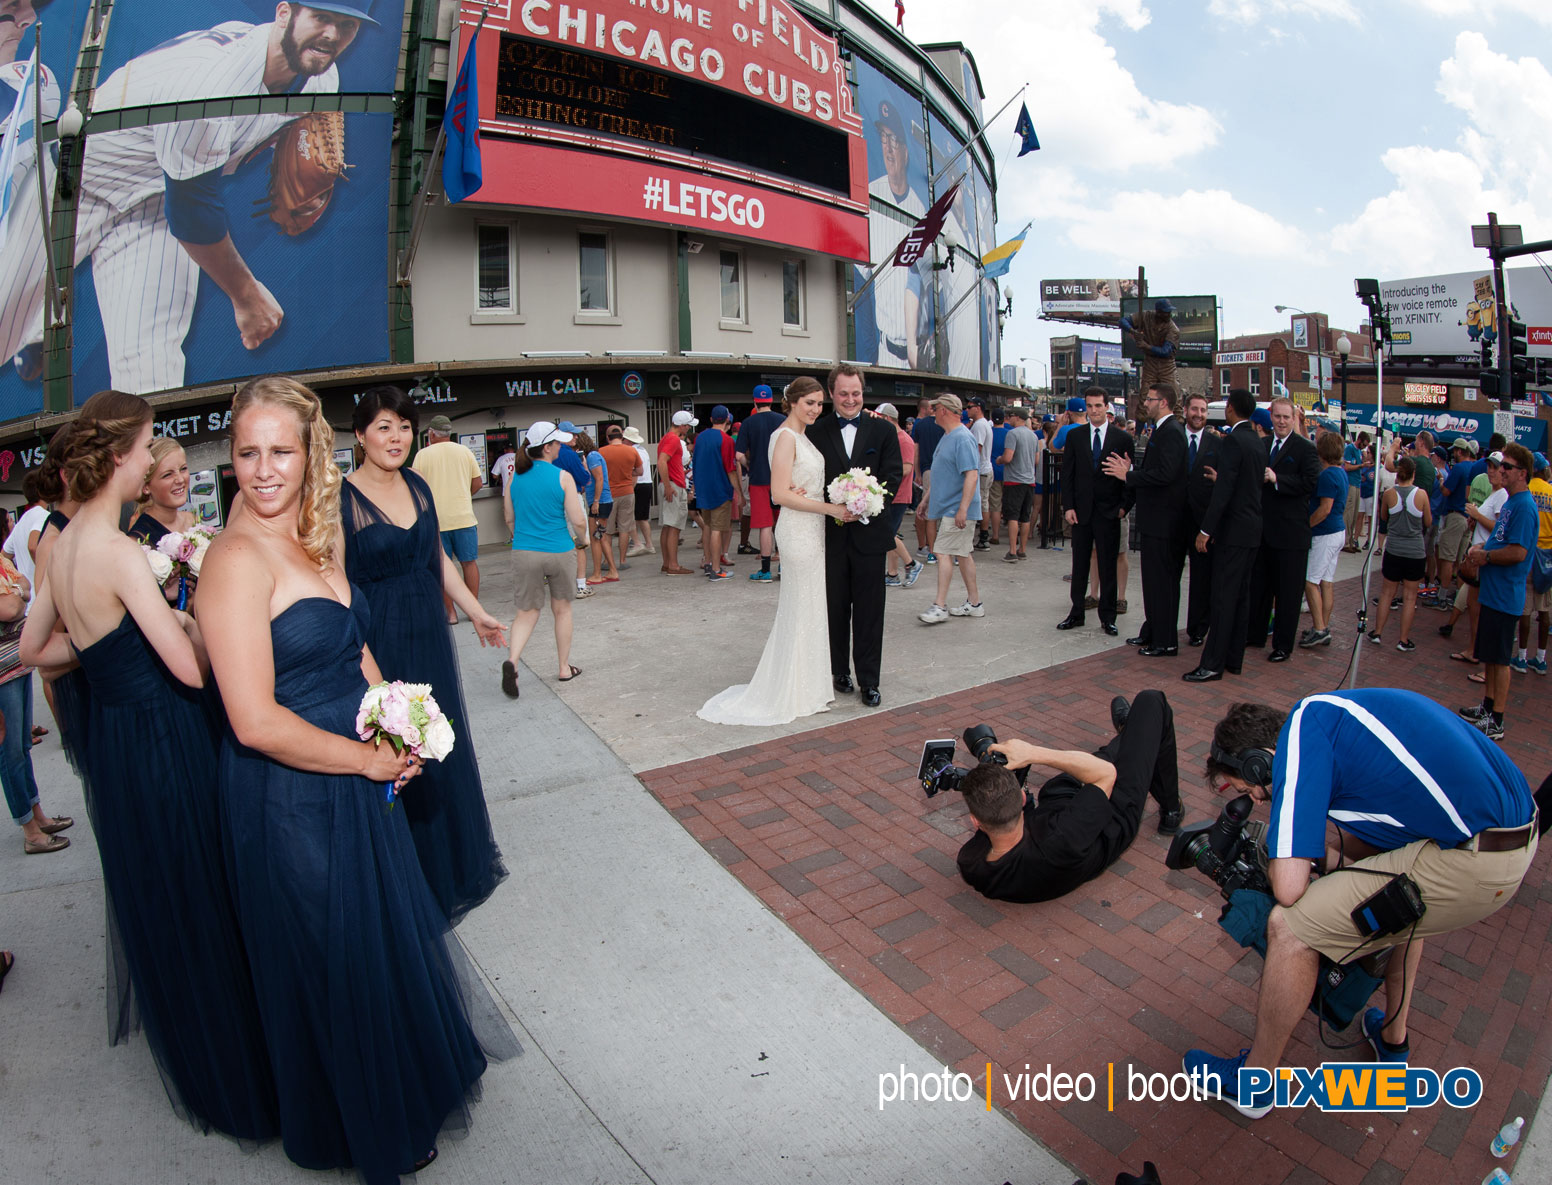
(1013, 102, 1039, 156)
(895, 0, 905, 30)
(0, 47, 41, 255)
(442, 25, 483, 203)
(980, 222, 1030, 280)
(891, 179, 961, 269)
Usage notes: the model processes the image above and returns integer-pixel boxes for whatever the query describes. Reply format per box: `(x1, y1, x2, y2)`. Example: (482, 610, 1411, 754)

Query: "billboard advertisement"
(1080, 341, 1124, 374)
(1380, 266, 1552, 359)
(1039, 277, 1140, 324)
(851, 53, 930, 370)
(1120, 295, 1218, 367)
(0, 1, 402, 418)
(469, 0, 868, 260)
(1344, 402, 1546, 452)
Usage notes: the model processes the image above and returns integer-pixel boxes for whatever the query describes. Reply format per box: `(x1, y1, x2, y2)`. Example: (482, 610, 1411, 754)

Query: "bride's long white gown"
(697, 426, 833, 726)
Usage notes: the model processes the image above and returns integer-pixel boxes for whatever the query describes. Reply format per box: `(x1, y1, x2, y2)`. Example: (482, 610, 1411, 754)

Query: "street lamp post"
(1336, 334, 1351, 437)
(1275, 304, 1324, 419)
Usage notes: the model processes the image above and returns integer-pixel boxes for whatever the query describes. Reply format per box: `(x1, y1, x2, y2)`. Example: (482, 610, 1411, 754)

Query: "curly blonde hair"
(61, 390, 153, 504)
(232, 376, 341, 570)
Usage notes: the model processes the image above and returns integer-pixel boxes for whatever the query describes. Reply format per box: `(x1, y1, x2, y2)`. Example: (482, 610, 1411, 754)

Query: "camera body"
(918, 724, 1028, 797)
(1164, 794, 1270, 898)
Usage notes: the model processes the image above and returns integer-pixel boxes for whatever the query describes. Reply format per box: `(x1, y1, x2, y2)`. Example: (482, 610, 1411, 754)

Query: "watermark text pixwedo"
(877, 1062, 1484, 1113)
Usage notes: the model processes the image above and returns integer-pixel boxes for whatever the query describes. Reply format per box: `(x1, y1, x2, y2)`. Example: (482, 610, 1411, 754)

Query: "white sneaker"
(919, 604, 949, 625)
(949, 601, 985, 618)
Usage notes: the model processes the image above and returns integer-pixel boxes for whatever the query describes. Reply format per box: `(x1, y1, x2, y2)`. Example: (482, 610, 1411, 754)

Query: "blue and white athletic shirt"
(1266, 689, 1533, 861)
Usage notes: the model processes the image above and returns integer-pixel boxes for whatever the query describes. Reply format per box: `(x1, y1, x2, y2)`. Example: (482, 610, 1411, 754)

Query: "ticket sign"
(461, 0, 868, 254)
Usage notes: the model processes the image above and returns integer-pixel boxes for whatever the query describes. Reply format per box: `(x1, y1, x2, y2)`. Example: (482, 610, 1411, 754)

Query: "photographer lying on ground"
(1183, 688, 1537, 1117)
(957, 691, 1184, 903)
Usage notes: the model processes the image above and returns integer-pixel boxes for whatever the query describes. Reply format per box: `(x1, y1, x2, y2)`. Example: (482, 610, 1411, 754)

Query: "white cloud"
(1414, 0, 1552, 25)
(1056, 188, 1307, 262)
(1207, 0, 1359, 24)
(1330, 32, 1552, 274)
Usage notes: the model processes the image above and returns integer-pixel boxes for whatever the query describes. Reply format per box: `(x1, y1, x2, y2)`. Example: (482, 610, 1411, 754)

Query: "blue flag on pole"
(1013, 103, 1039, 156)
(442, 26, 482, 203)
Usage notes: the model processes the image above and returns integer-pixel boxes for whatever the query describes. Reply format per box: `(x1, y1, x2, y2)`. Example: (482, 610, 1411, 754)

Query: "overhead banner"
(1380, 266, 1552, 359)
(1039, 278, 1139, 323)
(466, 0, 868, 260)
(0, 1, 403, 416)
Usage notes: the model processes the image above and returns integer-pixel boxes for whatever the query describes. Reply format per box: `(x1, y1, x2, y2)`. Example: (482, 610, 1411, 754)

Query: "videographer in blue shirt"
(1183, 687, 1536, 1118)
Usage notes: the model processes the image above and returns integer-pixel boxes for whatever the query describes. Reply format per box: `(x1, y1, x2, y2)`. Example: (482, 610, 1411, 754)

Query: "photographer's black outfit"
(958, 690, 1181, 903)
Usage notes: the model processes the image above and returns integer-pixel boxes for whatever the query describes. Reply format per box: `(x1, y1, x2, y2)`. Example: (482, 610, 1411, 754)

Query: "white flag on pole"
(0, 48, 53, 256)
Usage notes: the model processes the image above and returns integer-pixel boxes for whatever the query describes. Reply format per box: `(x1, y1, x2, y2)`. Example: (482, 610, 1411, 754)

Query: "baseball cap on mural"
(305, 0, 381, 25)
(525, 421, 573, 448)
(752, 384, 773, 403)
(874, 100, 907, 143)
(671, 410, 698, 427)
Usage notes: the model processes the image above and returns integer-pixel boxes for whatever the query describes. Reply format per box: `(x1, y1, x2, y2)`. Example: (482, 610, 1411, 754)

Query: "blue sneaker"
(923, 552, 937, 565)
(903, 561, 924, 588)
(1530, 656, 1548, 676)
(884, 574, 903, 587)
(1510, 654, 1528, 673)
(1363, 1008, 1409, 1063)
(748, 569, 773, 582)
(1181, 1049, 1271, 1119)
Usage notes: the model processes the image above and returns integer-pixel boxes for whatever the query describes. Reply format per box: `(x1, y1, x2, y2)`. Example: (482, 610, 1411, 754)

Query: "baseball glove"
(262, 111, 348, 236)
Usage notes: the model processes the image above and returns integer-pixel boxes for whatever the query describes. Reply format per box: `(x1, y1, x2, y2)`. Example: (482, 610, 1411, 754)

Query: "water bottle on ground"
(1491, 1116, 1524, 1158)
(1481, 1168, 1509, 1185)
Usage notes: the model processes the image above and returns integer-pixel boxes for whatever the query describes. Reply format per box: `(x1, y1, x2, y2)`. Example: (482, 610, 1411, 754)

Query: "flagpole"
(29, 25, 60, 327)
(397, 3, 488, 285)
(845, 173, 964, 315)
(928, 84, 1027, 187)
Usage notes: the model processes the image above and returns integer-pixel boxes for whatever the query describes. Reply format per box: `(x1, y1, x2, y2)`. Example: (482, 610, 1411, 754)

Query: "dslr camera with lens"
(918, 725, 1029, 797)
(1164, 794, 1270, 898)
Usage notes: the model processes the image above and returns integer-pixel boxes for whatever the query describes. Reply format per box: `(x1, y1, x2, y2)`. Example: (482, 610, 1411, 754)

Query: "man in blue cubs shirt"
(1460, 442, 1540, 741)
(1184, 688, 1536, 1118)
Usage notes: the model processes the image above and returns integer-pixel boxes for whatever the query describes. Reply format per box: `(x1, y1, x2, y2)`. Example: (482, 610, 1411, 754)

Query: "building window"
(1055, 378, 1066, 397)
(1220, 369, 1231, 397)
(719, 249, 746, 323)
(578, 231, 612, 313)
(476, 223, 515, 311)
(1054, 352, 1068, 371)
(1272, 366, 1285, 395)
(782, 259, 805, 328)
(1248, 367, 1261, 397)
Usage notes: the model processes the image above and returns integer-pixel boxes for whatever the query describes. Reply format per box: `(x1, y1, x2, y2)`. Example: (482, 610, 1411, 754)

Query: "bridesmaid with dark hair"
(20, 389, 278, 1137)
(29, 424, 88, 774)
(342, 384, 508, 922)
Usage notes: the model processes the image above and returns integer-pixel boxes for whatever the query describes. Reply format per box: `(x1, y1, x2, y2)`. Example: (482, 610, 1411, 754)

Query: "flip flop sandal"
(500, 661, 519, 700)
(0, 950, 13, 995)
(558, 665, 583, 682)
(38, 816, 73, 835)
(24, 833, 69, 855)
(1467, 672, 1486, 684)
(1449, 651, 1478, 664)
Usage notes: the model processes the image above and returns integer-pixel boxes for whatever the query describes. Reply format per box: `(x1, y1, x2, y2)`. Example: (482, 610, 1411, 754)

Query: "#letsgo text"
(642, 176, 766, 227)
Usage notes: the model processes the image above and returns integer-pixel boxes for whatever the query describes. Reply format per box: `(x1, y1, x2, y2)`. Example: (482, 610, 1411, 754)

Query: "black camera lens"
(963, 724, 999, 763)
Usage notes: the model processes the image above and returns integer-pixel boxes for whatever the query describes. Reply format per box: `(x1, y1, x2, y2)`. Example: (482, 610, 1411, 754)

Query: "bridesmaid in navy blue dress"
(128, 436, 198, 548)
(342, 386, 508, 923)
(200, 377, 485, 1182)
(20, 390, 278, 1137)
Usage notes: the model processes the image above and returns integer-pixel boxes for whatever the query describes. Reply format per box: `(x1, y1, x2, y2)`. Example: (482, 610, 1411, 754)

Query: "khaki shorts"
(1526, 578, 1552, 615)
(607, 499, 634, 536)
(935, 518, 975, 557)
(1437, 511, 1471, 562)
(987, 479, 1003, 516)
(661, 484, 689, 530)
(700, 500, 732, 532)
(977, 473, 990, 517)
(512, 550, 576, 611)
(1282, 829, 1537, 963)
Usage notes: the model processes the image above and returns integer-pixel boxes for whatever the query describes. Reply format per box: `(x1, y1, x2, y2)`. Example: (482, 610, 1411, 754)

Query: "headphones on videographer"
(1210, 741, 1274, 790)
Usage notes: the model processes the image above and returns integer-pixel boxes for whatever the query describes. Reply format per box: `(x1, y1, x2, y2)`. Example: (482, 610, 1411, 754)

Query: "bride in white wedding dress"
(698, 378, 855, 726)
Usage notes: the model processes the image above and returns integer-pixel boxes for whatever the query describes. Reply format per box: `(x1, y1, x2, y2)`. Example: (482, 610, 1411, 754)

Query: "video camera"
(1164, 794, 1270, 899)
(917, 725, 1029, 798)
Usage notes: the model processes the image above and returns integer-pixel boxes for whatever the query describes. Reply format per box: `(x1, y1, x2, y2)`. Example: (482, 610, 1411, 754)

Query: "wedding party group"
(2, 379, 515, 1183)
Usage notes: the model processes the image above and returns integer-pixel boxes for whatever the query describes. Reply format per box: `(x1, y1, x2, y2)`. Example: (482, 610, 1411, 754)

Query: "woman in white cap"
(502, 422, 589, 697)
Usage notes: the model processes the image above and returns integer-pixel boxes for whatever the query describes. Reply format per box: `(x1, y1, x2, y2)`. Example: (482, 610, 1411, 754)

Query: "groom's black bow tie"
(838, 416, 862, 428)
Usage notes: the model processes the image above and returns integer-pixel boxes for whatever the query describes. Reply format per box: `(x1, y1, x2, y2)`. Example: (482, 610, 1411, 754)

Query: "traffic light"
(1505, 316, 1530, 399)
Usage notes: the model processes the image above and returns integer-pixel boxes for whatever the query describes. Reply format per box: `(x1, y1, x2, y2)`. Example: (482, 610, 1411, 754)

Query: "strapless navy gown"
(219, 593, 486, 1183)
(73, 616, 278, 1138)
(342, 472, 507, 923)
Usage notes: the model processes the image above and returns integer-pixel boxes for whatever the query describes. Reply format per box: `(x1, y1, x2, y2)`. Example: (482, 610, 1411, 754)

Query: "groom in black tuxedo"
(811, 364, 904, 707)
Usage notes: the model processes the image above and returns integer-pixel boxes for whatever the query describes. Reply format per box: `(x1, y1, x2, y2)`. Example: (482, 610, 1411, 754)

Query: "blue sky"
(857, 0, 1552, 384)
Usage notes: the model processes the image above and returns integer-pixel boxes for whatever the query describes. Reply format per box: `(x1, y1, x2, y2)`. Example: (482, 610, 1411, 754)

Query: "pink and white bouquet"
(142, 527, 218, 608)
(355, 681, 457, 804)
(827, 467, 887, 525)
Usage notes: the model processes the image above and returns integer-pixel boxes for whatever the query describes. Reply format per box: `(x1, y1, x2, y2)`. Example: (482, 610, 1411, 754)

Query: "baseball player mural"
(0, 0, 390, 403)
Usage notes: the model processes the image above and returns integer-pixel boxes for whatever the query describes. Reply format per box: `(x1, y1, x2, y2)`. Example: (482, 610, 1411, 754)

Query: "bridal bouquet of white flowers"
(826, 467, 886, 525)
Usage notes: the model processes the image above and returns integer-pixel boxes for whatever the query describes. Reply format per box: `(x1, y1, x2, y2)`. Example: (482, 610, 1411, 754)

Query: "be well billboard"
(0, 0, 403, 414)
(468, 0, 869, 261)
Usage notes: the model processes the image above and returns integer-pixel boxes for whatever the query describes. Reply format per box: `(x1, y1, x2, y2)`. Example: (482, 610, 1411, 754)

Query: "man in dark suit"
(1057, 387, 1133, 636)
(1248, 396, 1321, 662)
(1184, 389, 1265, 681)
(1181, 392, 1220, 646)
(1105, 382, 1187, 655)
(812, 363, 904, 706)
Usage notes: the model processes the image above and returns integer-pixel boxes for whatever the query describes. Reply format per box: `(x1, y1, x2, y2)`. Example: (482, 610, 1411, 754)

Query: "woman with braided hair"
(21, 389, 279, 1137)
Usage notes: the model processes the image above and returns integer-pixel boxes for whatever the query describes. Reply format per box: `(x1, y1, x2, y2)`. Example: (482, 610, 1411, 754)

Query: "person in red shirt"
(657, 412, 696, 573)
